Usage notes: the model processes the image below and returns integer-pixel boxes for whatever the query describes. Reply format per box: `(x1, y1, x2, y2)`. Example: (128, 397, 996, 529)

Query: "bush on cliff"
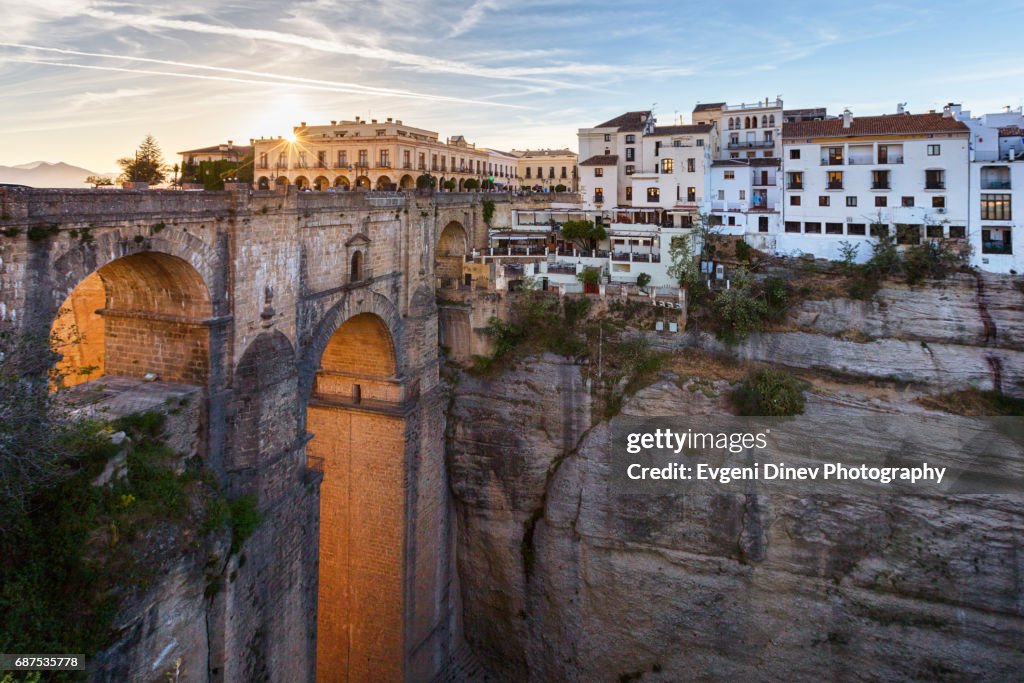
(731, 368, 807, 416)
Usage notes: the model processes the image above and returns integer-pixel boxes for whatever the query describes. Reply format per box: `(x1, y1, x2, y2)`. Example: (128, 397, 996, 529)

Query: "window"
(298, 151, 307, 167)
(804, 222, 822, 234)
(724, 170, 735, 180)
(730, 133, 740, 145)
(826, 147, 843, 165)
(949, 225, 966, 239)
(717, 190, 725, 200)
(338, 151, 347, 167)
(317, 151, 327, 167)
(259, 152, 267, 168)
(730, 152, 739, 159)
(927, 144, 941, 156)
(525, 167, 531, 178)
(625, 134, 636, 143)
(358, 149, 368, 166)
(871, 224, 889, 238)
(594, 188, 604, 203)
(827, 171, 843, 189)
(785, 221, 801, 233)
(403, 150, 411, 168)
(932, 196, 945, 208)
(687, 187, 696, 202)
(902, 196, 915, 208)
(872, 170, 890, 190)
(549, 167, 555, 178)
(846, 196, 857, 207)
(739, 190, 746, 200)
(896, 224, 921, 245)
(787, 172, 803, 190)
(925, 169, 945, 190)
(625, 186, 632, 201)
(696, 139, 704, 147)
(594, 168, 604, 177)
(647, 187, 661, 203)
(561, 167, 567, 178)
(875, 196, 887, 207)
(980, 193, 1011, 220)
(654, 141, 661, 156)
(926, 225, 944, 238)
(625, 147, 635, 161)
(687, 158, 695, 173)
(661, 158, 674, 173)
(380, 150, 390, 167)
(728, 216, 736, 226)
(604, 133, 611, 142)
(790, 195, 801, 206)
(625, 165, 635, 175)
(759, 216, 769, 232)
(847, 223, 866, 235)
(826, 222, 844, 235)
(790, 149, 801, 160)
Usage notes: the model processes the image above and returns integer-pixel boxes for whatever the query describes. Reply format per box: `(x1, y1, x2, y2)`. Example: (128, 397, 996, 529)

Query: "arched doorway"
(306, 312, 404, 682)
(295, 176, 310, 190)
(334, 175, 351, 190)
(257, 176, 270, 190)
(355, 176, 371, 190)
(275, 176, 289, 189)
(375, 175, 393, 191)
(436, 221, 468, 288)
(314, 176, 330, 191)
(399, 174, 415, 190)
(51, 252, 212, 389)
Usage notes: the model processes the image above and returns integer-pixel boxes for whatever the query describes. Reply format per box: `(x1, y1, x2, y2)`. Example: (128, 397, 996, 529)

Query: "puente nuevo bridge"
(0, 185, 528, 682)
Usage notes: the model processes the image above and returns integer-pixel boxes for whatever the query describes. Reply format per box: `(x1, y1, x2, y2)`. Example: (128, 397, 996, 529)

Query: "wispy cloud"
(449, 0, 501, 37)
(67, 87, 155, 110)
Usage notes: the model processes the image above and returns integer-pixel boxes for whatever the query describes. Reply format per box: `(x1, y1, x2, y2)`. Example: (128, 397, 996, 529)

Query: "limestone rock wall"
(448, 363, 1024, 682)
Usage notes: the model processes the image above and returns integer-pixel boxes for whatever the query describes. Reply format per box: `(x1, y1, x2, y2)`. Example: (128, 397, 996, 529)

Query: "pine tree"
(117, 134, 168, 184)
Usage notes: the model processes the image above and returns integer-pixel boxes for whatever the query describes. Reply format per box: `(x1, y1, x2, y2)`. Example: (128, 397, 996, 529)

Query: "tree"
(636, 272, 651, 291)
(85, 175, 113, 188)
(416, 173, 436, 190)
(577, 266, 601, 286)
(464, 178, 480, 191)
(560, 219, 607, 251)
(713, 267, 768, 343)
(554, 184, 567, 192)
(667, 234, 700, 288)
(443, 179, 457, 191)
(117, 134, 168, 184)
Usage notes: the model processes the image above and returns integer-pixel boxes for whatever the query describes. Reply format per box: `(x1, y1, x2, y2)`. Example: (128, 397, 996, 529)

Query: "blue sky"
(1, 0, 1022, 171)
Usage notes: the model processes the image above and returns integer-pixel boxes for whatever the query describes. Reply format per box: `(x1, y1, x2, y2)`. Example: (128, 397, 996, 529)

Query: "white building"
(693, 99, 784, 236)
(577, 111, 715, 227)
(952, 103, 1024, 273)
(777, 108, 970, 262)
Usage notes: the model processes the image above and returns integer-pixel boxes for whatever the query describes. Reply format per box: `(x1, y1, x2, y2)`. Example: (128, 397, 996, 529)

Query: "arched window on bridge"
(350, 250, 363, 283)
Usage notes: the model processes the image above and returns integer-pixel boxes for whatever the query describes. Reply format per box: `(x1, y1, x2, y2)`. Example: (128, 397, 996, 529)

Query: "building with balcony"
(577, 111, 714, 225)
(512, 148, 579, 191)
(693, 98, 785, 235)
(251, 116, 497, 191)
(952, 103, 1024, 272)
(778, 107, 970, 262)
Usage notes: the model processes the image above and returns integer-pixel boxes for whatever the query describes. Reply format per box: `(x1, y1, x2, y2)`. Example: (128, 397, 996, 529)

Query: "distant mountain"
(0, 161, 113, 188)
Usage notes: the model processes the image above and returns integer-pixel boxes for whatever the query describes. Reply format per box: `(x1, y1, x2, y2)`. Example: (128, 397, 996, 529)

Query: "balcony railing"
(925, 182, 945, 190)
(820, 159, 845, 166)
(872, 183, 891, 190)
(378, 162, 391, 169)
(982, 180, 1011, 189)
(355, 161, 370, 168)
(983, 241, 1013, 255)
(726, 140, 775, 149)
(787, 183, 803, 190)
(827, 182, 843, 190)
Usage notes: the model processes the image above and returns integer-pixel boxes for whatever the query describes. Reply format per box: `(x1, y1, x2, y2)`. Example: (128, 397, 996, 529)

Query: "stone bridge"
(0, 185, 522, 682)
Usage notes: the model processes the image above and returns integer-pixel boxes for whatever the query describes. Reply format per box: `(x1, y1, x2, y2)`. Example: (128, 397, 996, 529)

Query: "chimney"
(331, 120, 337, 125)
(227, 139, 233, 145)
(355, 116, 361, 122)
(841, 109, 853, 129)
(371, 119, 377, 123)
(896, 103, 906, 114)
(396, 120, 402, 125)
(387, 117, 393, 122)
(300, 121, 306, 127)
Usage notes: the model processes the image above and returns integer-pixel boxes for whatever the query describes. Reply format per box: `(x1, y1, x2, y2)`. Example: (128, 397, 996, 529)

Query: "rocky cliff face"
(448, 279, 1024, 682)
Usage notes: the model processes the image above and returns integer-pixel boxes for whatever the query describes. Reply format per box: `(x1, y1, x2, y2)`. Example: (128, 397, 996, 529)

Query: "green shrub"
(577, 266, 601, 286)
(636, 273, 651, 290)
(734, 239, 753, 262)
(902, 240, 959, 285)
(762, 276, 790, 320)
(731, 368, 807, 416)
(228, 495, 261, 554)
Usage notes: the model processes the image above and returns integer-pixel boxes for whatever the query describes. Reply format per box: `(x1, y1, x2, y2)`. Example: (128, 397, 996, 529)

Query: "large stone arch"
(304, 296, 406, 682)
(225, 330, 299, 492)
(51, 250, 213, 388)
(436, 220, 468, 286)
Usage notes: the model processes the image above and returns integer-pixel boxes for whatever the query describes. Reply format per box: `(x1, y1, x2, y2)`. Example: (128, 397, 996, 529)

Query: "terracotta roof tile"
(579, 154, 619, 166)
(593, 111, 651, 131)
(998, 126, 1024, 137)
(783, 112, 968, 139)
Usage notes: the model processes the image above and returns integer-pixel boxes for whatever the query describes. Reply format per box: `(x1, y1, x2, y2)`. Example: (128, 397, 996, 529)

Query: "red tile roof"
(652, 124, 713, 136)
(593, 111, 651, 131)
(579, 154, 619, 166)
(783, 112, 968, 139)
(998, 126, 1024, 137)
(693, 102, 726, 112)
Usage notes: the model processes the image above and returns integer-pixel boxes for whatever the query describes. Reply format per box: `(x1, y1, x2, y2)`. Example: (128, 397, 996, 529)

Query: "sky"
(1, 0, 1023, 172)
